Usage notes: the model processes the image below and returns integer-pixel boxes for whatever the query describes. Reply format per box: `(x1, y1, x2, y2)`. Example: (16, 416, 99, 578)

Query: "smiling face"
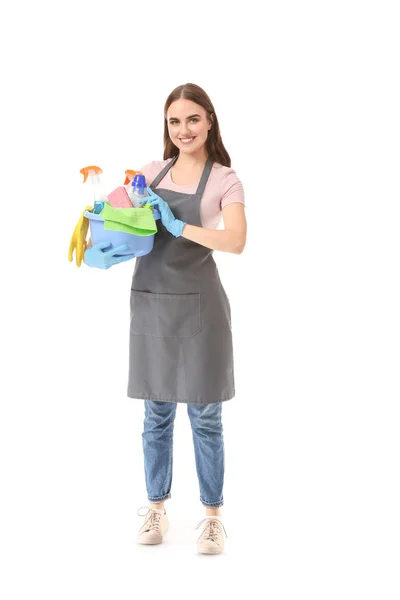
(167, 99, 212, 156)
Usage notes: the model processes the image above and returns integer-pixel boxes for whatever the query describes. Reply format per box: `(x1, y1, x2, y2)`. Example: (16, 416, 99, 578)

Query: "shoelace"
(137, 506, 164, 532)
(195, 517, 228, 544)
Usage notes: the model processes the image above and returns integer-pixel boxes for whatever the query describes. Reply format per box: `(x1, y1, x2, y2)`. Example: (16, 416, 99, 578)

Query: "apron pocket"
(130, 291, 202, 338)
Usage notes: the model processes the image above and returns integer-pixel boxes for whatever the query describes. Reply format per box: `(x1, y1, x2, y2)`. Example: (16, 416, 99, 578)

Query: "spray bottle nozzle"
(80, 165, 103, 183)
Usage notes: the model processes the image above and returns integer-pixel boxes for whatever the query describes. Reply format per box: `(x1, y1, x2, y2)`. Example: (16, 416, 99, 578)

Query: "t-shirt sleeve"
(220, 169, 245, 210)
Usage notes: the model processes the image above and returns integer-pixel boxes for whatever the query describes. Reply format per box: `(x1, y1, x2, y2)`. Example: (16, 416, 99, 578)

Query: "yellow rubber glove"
(68, 206, 93, 267)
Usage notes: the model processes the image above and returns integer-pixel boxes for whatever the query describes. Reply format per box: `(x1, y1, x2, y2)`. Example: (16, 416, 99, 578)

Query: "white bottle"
(91, 174, 108, 213)
(80, 165, 107, 213)
(128, 174, 148, 208)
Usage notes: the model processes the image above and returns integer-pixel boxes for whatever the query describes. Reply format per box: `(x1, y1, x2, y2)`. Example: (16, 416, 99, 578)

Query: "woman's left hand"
(143, 187, 186, 238)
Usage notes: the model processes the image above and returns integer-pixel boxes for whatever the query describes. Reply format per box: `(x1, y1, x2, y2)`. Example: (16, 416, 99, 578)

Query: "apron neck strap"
(150, 156, 178, 189)
(195, 159, 213, 196)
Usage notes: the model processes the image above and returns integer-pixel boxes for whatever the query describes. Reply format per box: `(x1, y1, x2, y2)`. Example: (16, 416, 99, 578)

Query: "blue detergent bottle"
(129, 174, 148, 208)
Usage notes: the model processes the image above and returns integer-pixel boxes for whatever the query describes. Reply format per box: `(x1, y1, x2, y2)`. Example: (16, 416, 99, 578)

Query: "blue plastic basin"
(84, 208, 161, 257)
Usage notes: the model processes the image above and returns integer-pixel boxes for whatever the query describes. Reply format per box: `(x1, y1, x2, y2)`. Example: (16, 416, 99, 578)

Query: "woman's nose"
(180, 123, 191, 135)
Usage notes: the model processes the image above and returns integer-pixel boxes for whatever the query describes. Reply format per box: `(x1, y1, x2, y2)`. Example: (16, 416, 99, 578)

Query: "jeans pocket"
(130, 291, 202, 338)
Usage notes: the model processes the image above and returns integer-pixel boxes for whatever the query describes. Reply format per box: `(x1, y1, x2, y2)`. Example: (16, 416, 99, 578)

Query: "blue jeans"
(142, 400, 224, 508)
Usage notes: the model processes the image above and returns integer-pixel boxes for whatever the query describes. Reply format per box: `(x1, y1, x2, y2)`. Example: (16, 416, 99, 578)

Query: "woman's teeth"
(180, 137, 195, 144)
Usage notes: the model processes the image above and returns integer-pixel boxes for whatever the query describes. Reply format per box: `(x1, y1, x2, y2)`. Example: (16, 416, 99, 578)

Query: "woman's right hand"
(84, 242, 135, 269)
(143, 187, 186, 237)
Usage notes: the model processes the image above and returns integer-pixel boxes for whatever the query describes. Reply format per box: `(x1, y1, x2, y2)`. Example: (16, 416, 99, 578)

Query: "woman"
(85, 83, 247, 554)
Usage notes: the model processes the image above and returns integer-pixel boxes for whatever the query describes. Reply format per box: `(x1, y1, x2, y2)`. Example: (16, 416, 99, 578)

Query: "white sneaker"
(196, 516, 227, 554)
(137, 506, 169, 545)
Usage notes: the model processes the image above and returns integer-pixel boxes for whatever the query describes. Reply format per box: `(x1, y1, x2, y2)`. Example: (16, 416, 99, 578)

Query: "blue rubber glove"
(142, 187, 186, 238)
(84, 242, 135, 269)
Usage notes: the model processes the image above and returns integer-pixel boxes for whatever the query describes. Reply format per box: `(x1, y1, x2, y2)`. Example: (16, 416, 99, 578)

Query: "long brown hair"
(163, 83, 231, 167)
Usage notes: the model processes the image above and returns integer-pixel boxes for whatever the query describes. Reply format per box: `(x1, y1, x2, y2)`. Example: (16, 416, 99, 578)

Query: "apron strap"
(150, 156, 178, 189)
(195, 159, 213, 196)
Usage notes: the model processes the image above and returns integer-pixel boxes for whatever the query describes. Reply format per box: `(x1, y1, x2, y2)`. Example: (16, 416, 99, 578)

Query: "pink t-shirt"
(139, 159, 245, 229)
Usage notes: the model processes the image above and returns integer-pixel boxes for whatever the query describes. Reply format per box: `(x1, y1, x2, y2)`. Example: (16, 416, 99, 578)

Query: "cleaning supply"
(124, 170, 141, 201)
(69, 166, 161, 267)
(101, 203, 157, 236)
(68, 205, 93, 266)
(107, 186, 134, 208)
(128, 174, 148, 208)
(80, 165, 107, 214)
(84, 205, 161, 258)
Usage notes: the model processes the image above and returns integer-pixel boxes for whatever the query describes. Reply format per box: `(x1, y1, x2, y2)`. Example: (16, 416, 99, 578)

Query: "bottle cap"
(132, 174, 146, 188)
(131, 174, 147, 200)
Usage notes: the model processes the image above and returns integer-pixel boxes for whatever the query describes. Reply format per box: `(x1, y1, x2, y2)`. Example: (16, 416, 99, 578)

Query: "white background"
(1, 1, 399, 598)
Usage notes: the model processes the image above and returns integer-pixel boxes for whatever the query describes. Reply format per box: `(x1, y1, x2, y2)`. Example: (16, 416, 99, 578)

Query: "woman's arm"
(181, 202, 247, 254)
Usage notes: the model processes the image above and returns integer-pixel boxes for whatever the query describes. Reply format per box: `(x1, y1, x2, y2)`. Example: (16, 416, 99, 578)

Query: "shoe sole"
(137, 525, 168, 545)
(138, 537, 163, 545)
(197, 546, 224, 554)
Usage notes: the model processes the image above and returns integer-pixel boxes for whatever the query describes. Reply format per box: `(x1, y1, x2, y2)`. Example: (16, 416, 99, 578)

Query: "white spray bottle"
(80, 165, 107, 213)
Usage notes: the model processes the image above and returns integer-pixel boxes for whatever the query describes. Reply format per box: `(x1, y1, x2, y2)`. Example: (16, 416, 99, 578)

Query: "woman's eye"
(170, 118, 199, 125)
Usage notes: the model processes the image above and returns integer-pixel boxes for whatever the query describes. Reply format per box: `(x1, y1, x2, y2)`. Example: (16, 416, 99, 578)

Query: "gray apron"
(127, 155, 235, 404)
